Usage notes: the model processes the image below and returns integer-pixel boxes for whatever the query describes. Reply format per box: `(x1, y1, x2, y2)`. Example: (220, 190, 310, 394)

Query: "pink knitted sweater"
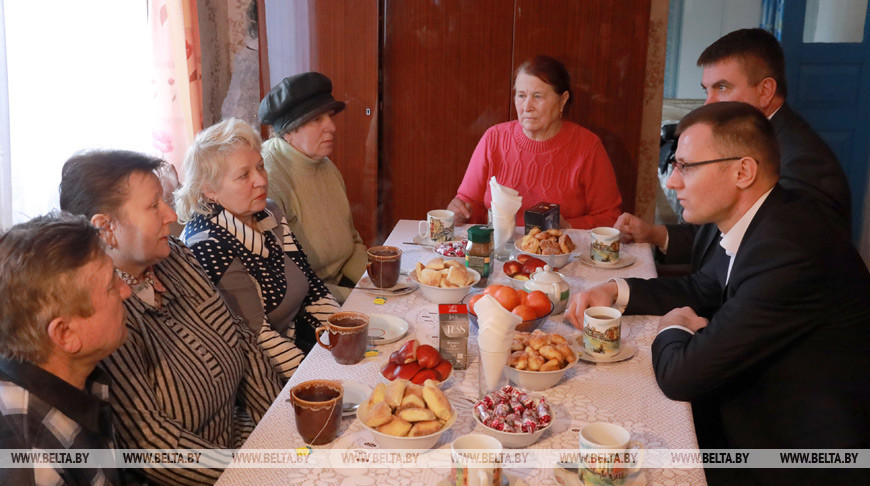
(455, 120, 622, 228)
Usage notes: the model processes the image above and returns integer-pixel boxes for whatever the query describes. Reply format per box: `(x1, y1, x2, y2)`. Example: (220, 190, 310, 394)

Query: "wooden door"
(513, 0, 651, 216)
(263, 0, 379, 245)
(381, 0, 515, 239)
(381, 1, 651, 235)
(781, 0, 870, 239)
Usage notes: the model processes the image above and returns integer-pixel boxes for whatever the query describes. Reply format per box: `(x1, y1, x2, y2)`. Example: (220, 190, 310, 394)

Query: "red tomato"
(525, 290, 552, 318)
(512, 304, 537, 322)
(468, 294, 484, 315)
(493, 286, 520, 311)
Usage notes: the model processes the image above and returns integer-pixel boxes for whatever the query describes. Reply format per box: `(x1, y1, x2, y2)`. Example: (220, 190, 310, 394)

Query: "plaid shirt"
(0, 358, 121, 485)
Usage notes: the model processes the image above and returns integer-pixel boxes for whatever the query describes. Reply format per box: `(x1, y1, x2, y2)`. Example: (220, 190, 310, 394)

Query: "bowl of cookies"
(410, 257, 480, 304)
(506, 330, 579, 391)
(357, 378, 455, 449)
(514, 227, 577, 268)
(473, 385, 554, 448)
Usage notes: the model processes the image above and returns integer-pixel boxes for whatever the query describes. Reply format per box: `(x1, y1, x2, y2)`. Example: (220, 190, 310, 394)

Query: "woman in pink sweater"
(448, 55, 622, 229)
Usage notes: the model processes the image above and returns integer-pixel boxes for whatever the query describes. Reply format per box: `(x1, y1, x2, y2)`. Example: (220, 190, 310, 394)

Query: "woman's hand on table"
(447, 197, 472, 225)
(566, 281, 619, 330)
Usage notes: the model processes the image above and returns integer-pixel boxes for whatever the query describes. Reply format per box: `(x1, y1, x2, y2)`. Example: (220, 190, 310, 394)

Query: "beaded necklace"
(115, 267, 166, 306)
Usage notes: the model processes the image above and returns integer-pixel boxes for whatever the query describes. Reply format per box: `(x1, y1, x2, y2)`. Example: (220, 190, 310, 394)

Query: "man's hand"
(566, 281, 618, 330)
(447, 197, 472, 225)
(614, 212, 668, 248)
(657, 307, 709, 333)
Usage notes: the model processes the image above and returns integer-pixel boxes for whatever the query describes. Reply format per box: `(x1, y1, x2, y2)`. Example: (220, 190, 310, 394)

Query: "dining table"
(215, 220, 707, 485)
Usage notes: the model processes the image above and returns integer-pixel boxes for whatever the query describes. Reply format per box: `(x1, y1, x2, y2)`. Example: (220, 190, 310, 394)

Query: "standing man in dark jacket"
(618, 28, 851, 270)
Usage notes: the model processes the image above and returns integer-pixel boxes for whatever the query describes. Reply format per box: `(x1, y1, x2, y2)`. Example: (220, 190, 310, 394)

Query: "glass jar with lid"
(465, 225, 493, 280)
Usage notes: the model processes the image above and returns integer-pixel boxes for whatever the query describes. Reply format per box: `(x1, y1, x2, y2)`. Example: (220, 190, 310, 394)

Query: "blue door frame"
(780, 1, 870, 239)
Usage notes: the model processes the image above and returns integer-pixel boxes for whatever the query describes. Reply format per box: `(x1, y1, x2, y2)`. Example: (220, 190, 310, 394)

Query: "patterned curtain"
(150, 0, 203, 175)
(0, 2, 10, 229)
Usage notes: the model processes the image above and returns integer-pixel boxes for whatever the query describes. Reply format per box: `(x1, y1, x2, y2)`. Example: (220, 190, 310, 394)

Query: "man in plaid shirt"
(0, 213, 132, 485)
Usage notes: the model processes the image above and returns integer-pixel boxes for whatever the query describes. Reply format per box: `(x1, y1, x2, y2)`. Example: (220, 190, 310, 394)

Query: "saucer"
(357, 276, 418, 296)
(368, 314, 410, 345)
(579, 253, 636, 269)
(340, 381, 372, 417)
(577, 344, 638, 363)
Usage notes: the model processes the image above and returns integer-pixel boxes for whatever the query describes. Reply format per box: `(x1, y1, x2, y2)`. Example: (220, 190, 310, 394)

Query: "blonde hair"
(175, 118, 263, 222)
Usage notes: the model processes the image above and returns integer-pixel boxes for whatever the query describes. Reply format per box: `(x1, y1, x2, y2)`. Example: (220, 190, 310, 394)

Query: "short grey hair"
(176, 118, 263, 222)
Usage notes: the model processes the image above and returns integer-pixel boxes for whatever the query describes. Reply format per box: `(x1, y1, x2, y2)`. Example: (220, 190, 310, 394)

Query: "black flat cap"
(258, 72, 346, 133)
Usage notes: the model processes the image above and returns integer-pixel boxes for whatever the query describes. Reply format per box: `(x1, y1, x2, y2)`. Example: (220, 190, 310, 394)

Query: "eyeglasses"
(670, 156, 743, 175)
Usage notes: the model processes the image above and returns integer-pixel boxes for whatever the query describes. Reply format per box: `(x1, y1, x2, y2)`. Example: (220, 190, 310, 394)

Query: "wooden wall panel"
(381, 0, 514, 238)
(513, 0, 652, 214)
(265, 0, 379, 245)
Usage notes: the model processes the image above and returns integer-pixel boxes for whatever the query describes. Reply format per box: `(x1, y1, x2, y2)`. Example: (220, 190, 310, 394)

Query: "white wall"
(675, 0, 763, 99)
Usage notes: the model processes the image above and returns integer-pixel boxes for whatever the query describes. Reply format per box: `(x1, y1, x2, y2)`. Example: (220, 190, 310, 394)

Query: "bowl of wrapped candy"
(472, 385, 554, 448)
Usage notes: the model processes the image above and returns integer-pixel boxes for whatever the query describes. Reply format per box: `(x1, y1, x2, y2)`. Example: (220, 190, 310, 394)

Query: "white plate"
(577, 344, 638, 363)
(340, 381, 372, 417)
(578, 253, 636, 269)
(368, 314, 410, 345)
(357, 276, 418, 296)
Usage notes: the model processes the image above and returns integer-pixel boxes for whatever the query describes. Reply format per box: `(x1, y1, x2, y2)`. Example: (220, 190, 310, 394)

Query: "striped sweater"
(182, 201, 339, 379)
(99, 238, 283, 485)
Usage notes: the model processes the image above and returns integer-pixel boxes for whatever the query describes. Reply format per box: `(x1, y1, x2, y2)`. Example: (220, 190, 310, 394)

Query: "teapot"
(524, 265, 570, 314)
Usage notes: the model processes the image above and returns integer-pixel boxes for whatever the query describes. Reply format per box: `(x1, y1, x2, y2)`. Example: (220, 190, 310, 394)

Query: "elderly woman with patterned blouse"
(176, 118, 339, 379)
(60, 150, 283, 485)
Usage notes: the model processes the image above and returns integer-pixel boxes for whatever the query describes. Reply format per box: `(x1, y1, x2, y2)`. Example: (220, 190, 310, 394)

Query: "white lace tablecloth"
(216, 220, 706, 485)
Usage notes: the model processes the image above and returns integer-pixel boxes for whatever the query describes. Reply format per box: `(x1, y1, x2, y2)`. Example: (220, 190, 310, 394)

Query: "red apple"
(389, 351, 402, 364)
(502, 260, 523, 277)
(396, 340, 418, 364)
(434, 360, 453, 381)
(516, 254, 531, 263)
(416, 344, 442, 369)
(522, 257, 547, 274)
(394, 362, 421, 380)
(411, 369, 441, 385)
(381, 362, 398, 380)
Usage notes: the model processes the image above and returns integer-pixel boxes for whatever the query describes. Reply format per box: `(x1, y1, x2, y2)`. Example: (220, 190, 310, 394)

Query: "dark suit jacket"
(627, 186, 870, 451)
(658, 102, 852, 267)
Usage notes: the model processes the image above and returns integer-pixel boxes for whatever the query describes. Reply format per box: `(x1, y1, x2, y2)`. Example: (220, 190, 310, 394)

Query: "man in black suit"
(620, 28, 851, 270)
(567, 102, 869, 484)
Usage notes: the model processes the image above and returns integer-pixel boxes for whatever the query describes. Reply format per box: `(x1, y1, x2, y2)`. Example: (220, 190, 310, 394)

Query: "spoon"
(355, 284, 415, 294)
(343, 401, 360, 413)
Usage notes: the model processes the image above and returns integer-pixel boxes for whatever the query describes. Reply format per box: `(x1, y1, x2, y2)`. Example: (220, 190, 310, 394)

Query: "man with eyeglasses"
(619, 28, 851, 271)
(567, 102, 869, 485)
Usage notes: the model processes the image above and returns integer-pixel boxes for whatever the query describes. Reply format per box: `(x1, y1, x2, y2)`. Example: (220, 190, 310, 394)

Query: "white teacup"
(583, 307, 622, 357)
(419, 209, 455, 243)
(578, 422, 643, 486)
(450, 433, 503, 486)
(590, 227, 620, 264)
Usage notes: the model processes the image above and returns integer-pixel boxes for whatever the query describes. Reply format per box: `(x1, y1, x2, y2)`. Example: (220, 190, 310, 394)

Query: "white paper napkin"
(475, 294, 521, 352)
(489, 177, 522, 249)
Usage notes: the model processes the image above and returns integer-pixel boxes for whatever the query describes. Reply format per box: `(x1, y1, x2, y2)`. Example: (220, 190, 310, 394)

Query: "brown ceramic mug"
(366, 246, 402, 288)
(316, 311, 370, 365)
(289, 380, 343, 445)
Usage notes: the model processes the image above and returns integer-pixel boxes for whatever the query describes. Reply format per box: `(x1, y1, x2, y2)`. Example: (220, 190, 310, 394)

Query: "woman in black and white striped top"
(60, 150, 283, 485)
(176, 119, 339, 380)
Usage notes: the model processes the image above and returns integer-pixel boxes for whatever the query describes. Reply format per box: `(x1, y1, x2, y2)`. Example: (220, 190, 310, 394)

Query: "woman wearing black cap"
(258, 72, 367, 303)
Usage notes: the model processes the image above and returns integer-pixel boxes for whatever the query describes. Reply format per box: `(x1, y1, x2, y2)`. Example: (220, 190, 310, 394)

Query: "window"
(2, 0, 154, 225)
